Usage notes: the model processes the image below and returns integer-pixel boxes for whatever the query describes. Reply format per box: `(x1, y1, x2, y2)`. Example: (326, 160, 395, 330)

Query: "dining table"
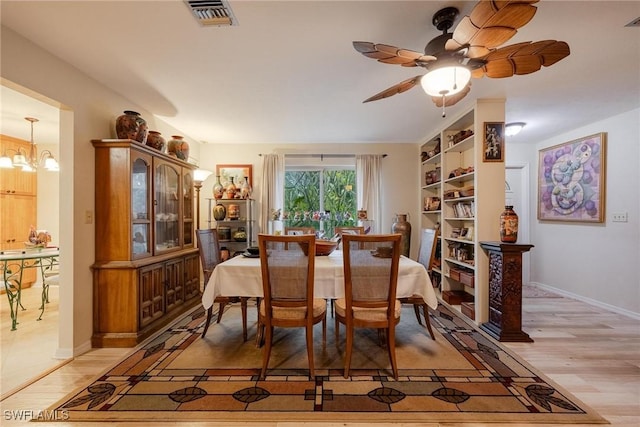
(0, 247, 59, 331)
(201, 249, 438, 312)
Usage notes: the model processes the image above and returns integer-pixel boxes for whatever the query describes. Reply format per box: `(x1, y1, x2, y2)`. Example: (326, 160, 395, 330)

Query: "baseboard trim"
(529, 282, 640, 320)
(54, 339, 92, 359)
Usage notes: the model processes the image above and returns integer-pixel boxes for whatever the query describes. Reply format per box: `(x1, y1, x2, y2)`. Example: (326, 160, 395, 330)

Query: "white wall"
(1, 26, 200, 356)
(508, 108, 640, 316)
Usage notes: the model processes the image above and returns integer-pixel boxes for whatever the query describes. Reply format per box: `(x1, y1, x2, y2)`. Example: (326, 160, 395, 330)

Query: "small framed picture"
(483, 122, 505, 162)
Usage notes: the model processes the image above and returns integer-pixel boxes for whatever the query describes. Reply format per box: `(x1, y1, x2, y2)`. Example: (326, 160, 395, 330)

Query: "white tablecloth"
(201, 250, 438, 310)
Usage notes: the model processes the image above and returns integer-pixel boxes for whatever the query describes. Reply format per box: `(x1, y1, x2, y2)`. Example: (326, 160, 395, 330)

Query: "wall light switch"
(612, 212, 628, 222)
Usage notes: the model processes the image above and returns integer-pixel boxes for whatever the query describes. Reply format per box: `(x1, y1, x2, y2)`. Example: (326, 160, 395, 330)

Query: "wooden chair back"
(335, 226, 366, 249)
(338, 233, 402, 379)
(283, 226, 316, 249)
(257, 233, 326, 379)
(196, 229, 222, 287)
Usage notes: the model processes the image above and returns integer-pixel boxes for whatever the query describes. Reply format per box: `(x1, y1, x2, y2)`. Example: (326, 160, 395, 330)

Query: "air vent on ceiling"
(185, 0, 237, 27)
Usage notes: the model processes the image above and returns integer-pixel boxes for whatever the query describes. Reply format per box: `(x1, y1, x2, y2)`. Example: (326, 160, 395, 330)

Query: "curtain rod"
(258, 153, 387, 159)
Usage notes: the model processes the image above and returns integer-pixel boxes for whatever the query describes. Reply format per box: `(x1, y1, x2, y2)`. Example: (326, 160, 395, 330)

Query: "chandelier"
(0, 117, 59, 172)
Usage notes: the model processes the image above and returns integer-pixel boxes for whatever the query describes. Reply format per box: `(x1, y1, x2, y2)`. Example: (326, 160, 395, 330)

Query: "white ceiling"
(1, 1, 639, 146)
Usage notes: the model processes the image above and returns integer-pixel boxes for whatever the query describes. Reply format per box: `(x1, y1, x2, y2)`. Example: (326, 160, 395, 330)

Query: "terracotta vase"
(225, 177, 237, 199)
(167, 135, 190, 161)
(145, 130, 165, 152)
(391, 213, 412, 257)
(115, 110, 148, 144)
(500, 206, 519, 243)
(227, 203, 240, 220)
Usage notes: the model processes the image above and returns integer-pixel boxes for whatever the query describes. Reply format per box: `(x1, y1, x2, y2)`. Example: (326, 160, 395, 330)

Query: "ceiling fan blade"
(362, 75, 422, 103)
(432, 83, 471, 108)
(472, 40, 570, 78)
(353, 41, 436, 67)
(446, 1, 539, 58)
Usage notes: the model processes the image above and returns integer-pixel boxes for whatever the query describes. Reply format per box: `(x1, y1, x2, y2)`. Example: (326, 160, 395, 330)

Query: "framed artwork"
(216, 164, 253, 188)
(537, 133, 606, 222)
(483, 122, 505, 162)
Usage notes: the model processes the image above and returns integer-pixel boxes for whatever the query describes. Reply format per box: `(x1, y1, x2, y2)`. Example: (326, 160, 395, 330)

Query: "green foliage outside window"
(284, 169, 357, 234)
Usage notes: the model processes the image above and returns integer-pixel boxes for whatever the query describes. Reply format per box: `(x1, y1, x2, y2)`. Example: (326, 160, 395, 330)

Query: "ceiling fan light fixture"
(420, 65, 471, 97)
(505, 122, 526, 136)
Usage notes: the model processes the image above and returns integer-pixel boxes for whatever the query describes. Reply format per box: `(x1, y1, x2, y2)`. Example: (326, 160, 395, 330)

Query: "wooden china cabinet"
(91, 139, 200, 347)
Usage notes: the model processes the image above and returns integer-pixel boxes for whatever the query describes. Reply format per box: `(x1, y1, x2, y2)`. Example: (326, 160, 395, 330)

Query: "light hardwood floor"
(0, 285, 638, 426)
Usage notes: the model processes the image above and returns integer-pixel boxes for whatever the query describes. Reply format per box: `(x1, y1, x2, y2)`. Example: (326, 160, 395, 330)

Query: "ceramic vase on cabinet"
(500, 206, 519, 243)
(391, 213, 411, 257)
(146, 131, 165, 152)
(115, 110, 148, 144)
(212, 176, 224, 200)
(167, 135, 190, 161)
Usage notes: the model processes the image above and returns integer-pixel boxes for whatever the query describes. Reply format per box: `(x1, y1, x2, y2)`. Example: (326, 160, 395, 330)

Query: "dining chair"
(196, 229, 249, 341)
(283, 226, 316, 250)
(284, 226, 316, 235)
(334, 226, 367, 253)
(398, 228, 437, 340)
(257, 233, 327, 379)
(335, 233, 402, 379)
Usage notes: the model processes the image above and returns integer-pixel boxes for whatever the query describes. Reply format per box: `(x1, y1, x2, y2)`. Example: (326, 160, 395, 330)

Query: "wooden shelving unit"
(420, 99, 505, 324)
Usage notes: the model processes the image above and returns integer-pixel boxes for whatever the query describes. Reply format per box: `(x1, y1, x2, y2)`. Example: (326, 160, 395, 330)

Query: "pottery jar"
(115, 110, 148, 144)
(213, 203, 227, 221)
(167, 135, 190, 161)
(227, 203, 240, 220)
(500, 206, 519, 243)
(146, 130, 165, 152)
(391, 213, 412, 257)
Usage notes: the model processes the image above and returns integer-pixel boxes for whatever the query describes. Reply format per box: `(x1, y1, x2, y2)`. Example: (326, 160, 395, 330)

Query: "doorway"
(0, 82, 69, 397)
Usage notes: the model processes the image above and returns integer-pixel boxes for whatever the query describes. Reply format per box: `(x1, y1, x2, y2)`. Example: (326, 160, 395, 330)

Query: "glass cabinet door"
(182, 170, 194, 247)
(132, 155, 151, 258)
(154, 160, 180, 253)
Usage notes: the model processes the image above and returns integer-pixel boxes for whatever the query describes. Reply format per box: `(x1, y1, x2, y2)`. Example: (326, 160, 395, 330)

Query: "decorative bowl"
(246, 246, 259, 255)
(298, 240, 338, 256)
(314, 240, 338, 256)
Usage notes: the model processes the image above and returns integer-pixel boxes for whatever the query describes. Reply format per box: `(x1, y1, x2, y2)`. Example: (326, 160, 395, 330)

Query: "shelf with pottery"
(207, 198, 254, 253)
(419, 99, 506, 324)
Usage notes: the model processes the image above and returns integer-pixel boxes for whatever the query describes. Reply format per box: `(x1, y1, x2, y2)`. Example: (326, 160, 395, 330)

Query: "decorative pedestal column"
(479, 241, 534, 342)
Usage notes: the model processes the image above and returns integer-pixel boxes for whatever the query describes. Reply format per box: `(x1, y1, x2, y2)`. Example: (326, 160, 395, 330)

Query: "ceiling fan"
(353, 0, 570, 116)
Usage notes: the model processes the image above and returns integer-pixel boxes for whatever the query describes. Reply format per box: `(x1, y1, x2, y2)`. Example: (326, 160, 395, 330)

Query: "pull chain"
(442, 94, 446, 118)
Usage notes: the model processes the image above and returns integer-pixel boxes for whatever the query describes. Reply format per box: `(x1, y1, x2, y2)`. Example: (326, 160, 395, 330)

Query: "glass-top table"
(1, 247, 59, 331)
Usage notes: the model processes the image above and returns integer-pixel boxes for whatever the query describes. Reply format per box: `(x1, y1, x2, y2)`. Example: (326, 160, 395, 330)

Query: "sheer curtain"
(356, 154, 383, 233)
(259, 154, 285, 233)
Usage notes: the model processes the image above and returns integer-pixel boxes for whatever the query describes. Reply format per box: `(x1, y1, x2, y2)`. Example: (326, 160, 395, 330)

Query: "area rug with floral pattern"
(47, 303, 606, 424)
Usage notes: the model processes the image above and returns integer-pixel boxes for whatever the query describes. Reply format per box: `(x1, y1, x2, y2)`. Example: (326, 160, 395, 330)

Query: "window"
(284, 167, 357, 236)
